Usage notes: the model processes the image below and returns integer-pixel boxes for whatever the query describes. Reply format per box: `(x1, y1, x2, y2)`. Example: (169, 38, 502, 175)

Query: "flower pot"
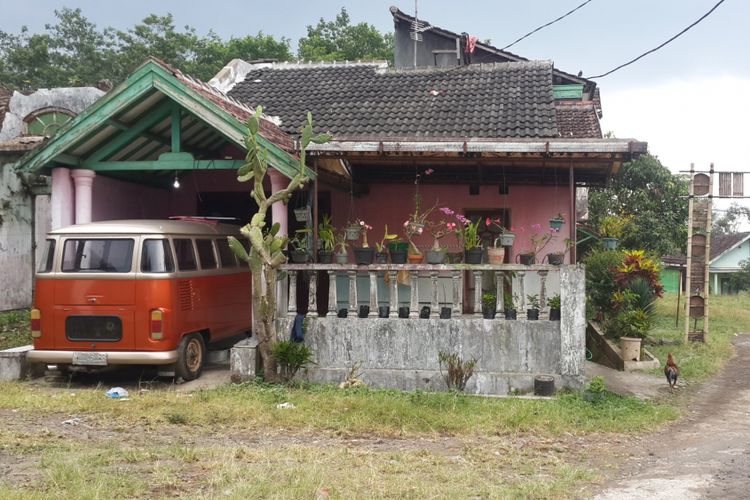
(293, 208, 309, 222)
(337, 308, 348, 318)
(318, 251, 333, 264)
(487, 247, 505, 265)
(419, 306, 430, 319)
(549, 218, 564, 230)
(549, 308, 561, 321)
(517, 253, 535, 265)
(499, 233, 516, 246)
(482, 308, 496, 319)
(439, 307, 452, 319)
(374, 252, 389, 264)
(547, 252, 564, 266)
(358, 305, 370, 318)
(426, 249, 446, 264)
(447, 252, 464, 264)
(290, 250, 308, 263)
(620, 336, 642, 362)
(378, 306, 390, 318)
(407, 253, 424, 264)
(353, 247, 375, 265)
(398, 306, 410, 318)
(504, 309, 517, 320)
(602, 237, 619, 250)
(390, 249, 407, 264)
(527, 308, 540, 320)
(335, 252, 349, 265)
(464, 248, 483, 264)
(345, 225, 361, 241)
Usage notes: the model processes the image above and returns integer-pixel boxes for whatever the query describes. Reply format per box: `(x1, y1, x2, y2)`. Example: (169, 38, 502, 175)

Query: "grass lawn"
(0, 309, 31, 351)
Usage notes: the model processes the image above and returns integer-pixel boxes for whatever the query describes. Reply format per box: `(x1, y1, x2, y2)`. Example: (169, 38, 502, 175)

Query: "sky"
(3, 0, 749, 182)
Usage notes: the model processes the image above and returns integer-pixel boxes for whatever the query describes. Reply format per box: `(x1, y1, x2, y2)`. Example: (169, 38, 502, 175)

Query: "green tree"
(728, 259, 750, 292)
(588, 154, 689, 256)
(713, 202, 750, 235)
(298, 7, 393, 62)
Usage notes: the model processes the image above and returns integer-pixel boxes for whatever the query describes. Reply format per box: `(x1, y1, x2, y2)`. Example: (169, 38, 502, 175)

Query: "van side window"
(173, 239, 197, 271)
(196, 239, 217, 269)
(38, 239, 55, 273)
(141, 239, 175, 273)
(61, 239, 134, 273)
(216, 238, 237, 267)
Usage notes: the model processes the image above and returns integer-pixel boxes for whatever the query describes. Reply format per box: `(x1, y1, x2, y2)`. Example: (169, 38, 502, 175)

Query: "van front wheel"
(176, 333, 205, 381)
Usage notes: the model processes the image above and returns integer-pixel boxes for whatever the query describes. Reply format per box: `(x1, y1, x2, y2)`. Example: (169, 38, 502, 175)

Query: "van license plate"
(72, 352, 107, 366)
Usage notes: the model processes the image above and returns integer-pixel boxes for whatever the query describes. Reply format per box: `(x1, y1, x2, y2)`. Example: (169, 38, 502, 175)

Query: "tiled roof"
(555, 102, 602, 138)
(228, 61, 560, 139)
(711, 232, 750, 261)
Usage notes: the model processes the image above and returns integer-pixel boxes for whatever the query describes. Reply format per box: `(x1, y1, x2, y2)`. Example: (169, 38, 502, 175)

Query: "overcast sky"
(3, 0, 749, 180)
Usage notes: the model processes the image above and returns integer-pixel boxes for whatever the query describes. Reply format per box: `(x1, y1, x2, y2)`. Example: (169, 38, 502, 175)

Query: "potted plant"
(388, 239, 408, 264)
(548, 293, 561, 321)
(499, 227, 516, 247)
(613, 308, 652, 362)
(546, 238, 573, 266)
(334, 229, 349, 264)
(504, 293, 517, 320)
(374, 225, 397, 264)
(515, 224, 553, 265)
(403, 168, 437, 260)
(549, 213, 565, 231)
(481, 291, 497, 319)
(599, 214, 631, 250)
(317, 215, 335, 264)
(353, 220, 374, 265)
(294, 206, 310, 222)
(425, 218, 456, 264)
(458, 217, 483, 264)
(526, 294, 540, 320)
(289, 229, 310, 263)
(344, 221, 361, 241)
(487, 236, 506, 265)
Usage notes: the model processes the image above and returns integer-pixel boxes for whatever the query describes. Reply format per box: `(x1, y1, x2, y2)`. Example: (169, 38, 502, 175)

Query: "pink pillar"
(50, 167, 74, 229)
(71, 169, 96, 224)
(268, 168, 289, 236)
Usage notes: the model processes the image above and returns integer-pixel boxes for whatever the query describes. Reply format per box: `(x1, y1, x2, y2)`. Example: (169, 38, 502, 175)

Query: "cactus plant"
(228, 106, 330, 382)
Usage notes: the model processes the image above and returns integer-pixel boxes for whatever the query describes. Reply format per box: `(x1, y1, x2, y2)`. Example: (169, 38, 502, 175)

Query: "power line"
(501, 0, 595, 51)
(588, 0, 727, 79)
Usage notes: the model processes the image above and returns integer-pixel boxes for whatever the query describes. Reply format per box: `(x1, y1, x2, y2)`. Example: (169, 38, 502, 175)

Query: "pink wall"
(330, 183, 572, 262)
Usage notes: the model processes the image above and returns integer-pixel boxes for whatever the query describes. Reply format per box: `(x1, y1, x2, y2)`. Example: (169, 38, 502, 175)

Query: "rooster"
(664, 353, 679, 392)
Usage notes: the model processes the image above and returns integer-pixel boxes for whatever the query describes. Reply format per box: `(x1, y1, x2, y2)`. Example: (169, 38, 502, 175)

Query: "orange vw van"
(28, 219, 252, 380)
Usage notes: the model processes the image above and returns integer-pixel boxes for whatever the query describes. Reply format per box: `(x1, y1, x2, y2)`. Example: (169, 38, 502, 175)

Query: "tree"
(728, 259, 750, 292)
(298, 7, 393, 62)
(228, 108, 330, 382)
(713, 202, 750, 235)
(588, 154, 689, 256)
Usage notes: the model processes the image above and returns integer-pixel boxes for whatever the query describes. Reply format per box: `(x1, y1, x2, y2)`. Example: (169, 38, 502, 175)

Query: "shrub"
(548, 294, 561, 310)
(271, 340, 315, 383)
(583, 249, 625, 318)
(437, 352, 478, 392)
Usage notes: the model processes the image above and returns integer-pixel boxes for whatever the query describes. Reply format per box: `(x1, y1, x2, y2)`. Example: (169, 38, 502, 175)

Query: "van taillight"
(150, 309, 164, 340)
(30, 309, 41, 338)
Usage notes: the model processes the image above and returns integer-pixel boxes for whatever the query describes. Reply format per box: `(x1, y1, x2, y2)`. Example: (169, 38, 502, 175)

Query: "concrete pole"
(267, 168, 289, 236)
(50, 167, 74, 229)
(70, 169, 96, 224)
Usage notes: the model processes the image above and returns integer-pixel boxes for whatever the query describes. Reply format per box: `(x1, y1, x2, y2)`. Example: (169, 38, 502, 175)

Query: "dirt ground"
(592, 333, 750, 499)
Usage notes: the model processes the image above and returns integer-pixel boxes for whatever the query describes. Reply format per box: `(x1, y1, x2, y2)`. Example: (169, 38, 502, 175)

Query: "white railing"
(279, 264, 562, 320)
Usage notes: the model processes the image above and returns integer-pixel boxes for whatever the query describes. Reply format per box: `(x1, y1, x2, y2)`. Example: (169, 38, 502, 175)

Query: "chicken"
(664, 353, 679, 392)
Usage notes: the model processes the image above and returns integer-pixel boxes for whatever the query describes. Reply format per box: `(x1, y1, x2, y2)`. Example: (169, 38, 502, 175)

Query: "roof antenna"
(410, 0, 431, 69)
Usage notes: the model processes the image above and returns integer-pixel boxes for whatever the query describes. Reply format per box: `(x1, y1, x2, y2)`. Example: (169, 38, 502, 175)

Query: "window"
(216, 238, 237, 268)
(173, 239, 197, 271)
(61, 239, 134, 273)
(38, 239, 55, 273)
(141, 239, 175, 273)
(195, 239, 217, 269)
(24, 108, 74, 137)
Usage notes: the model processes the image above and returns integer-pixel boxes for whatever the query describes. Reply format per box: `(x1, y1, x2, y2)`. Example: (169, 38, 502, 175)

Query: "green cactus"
(229, 106, 330, 382)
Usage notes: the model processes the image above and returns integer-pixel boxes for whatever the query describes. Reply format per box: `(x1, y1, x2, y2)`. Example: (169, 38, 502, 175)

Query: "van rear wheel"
(176, 333, 205, 381)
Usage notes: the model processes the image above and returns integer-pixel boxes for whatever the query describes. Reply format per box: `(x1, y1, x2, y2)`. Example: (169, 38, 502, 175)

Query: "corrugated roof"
(229, 61, 560, 139)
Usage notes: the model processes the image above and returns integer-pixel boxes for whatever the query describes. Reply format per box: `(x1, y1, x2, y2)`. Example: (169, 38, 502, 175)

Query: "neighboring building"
(0, 85, 104, 311)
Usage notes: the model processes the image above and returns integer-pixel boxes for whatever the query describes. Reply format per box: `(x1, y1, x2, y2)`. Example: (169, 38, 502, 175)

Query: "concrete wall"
(277, 266, 585, 395)
(0, 164, 33, 310)
(711, 238, 750, 271)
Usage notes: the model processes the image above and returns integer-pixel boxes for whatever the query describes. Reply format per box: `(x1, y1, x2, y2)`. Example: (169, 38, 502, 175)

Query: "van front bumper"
(26, 349, 178, 366)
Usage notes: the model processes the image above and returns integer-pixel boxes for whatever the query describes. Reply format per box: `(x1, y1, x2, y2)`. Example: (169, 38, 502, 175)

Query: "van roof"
(49, 219, 242, 236)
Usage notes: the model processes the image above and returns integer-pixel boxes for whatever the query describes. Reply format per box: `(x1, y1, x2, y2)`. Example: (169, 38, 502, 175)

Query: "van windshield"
(62, 239, 134, 273)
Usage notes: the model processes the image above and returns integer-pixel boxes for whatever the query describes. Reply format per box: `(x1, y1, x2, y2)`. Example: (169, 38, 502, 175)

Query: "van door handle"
(86, 296, 101, 304)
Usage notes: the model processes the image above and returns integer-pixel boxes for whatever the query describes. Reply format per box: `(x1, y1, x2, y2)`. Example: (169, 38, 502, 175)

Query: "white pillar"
(267, 168, 289, 236)
(71, 169, 96, 224)
(50, 167, 74, 229)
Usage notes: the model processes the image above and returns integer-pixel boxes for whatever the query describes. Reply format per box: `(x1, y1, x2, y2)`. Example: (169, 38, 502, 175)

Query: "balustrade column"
(472, 270, 483, 317)
(517, 271, 527, 319)
(539, 269, 549, 320)
(451, 270, 462, 318)
(307, 272, 318, 317)
(287, 270, 298, 317)
(495, 271, 504, 317)
(348, 270, 358, 316)
(327, 270, 338, 317)
(389, 271, 399, 318)
(409, 271, 420, 318)
(368, 271, 379, 318)
(430, 271, 439, 318)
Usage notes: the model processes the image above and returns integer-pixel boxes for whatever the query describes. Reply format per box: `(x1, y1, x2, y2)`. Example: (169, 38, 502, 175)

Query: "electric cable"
(588, 0, 727, 79)
(501, 0, 595, 51)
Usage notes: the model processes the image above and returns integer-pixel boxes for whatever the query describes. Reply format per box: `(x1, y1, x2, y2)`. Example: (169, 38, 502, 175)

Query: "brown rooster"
(664, 353, 679, 392)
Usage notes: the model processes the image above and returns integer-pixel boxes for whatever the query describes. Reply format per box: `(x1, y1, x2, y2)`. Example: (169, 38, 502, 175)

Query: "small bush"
(165, 412, 188, 425)
(437, 352, 478, 392)
(272, 340, 315, 383)
(583, 249, 625, 318)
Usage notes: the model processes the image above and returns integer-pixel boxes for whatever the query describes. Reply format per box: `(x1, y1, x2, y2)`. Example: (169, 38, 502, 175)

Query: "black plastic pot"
(464, 248, 483, 264)
(318, 251, 333, 264)
(527, 308, 540, 320)
(337, 308, 348, 318)
(549, 308, 561, 321)
(358, 305, 370, 318)
(389, 249, 407, 264)
(440, 307, 452, 319)
(419, 306, 430, 319)
(518, 253, 535, 265)
(353, 247, 375, 265)
(398, 306, 410, 318)
(290, 250, 308, 263)
(374, 252, 389, 264)
(547, 253, 564, 266)
(482, 308, 496, 319)
(378, 305, 390, 318)
(505, 309, 517, 320)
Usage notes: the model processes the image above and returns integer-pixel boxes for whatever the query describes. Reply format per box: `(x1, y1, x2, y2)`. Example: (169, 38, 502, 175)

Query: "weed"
(165, 412, 188, 425)
(271, 340, 315, 383)
(437, 352, 478, 391)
